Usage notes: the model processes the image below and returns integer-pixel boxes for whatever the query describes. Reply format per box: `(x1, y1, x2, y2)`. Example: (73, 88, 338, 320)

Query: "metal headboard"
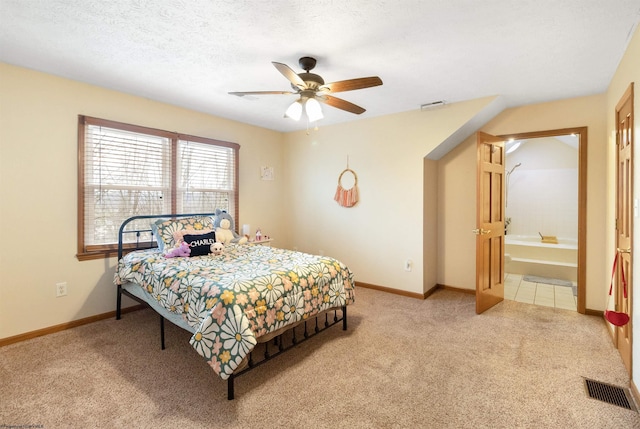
(117, 212, 217, 260)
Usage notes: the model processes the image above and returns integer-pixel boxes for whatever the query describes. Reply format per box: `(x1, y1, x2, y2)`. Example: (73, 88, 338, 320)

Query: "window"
(77, 116, 239, 260)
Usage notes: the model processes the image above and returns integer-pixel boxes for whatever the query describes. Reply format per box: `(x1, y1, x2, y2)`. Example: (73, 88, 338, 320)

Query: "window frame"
(77, 115, 239, 261)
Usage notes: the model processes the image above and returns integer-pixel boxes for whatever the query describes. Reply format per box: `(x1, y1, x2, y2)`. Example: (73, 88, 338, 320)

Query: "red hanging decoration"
(605, 251, 630, 327)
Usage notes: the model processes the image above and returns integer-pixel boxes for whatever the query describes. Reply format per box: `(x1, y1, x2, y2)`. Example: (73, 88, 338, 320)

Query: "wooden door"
(476, 132, 505, 314)
(615, 83, 633, 375)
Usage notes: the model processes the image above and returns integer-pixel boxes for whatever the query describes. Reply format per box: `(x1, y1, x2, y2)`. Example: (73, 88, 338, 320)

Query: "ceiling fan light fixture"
(285, 100, 303, 121)
(305, 97, 323, 122)
(506, 141, 522, 154)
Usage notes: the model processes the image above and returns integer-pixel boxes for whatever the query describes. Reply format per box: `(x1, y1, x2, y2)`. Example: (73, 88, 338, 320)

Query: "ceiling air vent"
(420, 100, 446, 110)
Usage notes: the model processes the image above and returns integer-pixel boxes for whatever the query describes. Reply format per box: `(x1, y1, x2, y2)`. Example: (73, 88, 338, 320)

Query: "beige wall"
(605, 25, 640, 386)
(0, 63, 285, 339)
(423, 159, 439, 292)
(437, 94, 607, 307)
(282, 97, 498, 295)
(436, 133, 477, 290)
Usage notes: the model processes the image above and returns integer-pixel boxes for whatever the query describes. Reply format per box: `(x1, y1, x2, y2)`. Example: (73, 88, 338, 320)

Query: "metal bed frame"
(114, 213, 347, 400)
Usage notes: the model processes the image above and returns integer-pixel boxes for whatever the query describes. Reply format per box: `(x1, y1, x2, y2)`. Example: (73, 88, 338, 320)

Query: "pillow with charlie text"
(183, 231, 216, 256)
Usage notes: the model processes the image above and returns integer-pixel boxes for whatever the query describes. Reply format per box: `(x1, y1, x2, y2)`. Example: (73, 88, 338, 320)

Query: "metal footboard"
(227, 306, 347, 399)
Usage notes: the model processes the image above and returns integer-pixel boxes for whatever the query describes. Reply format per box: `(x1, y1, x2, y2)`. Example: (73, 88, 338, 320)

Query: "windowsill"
(77, 250, 119, 261)
(77, 242, 157, 261)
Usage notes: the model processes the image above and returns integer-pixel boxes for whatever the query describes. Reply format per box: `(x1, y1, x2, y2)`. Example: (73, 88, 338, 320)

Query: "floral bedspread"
(114, 244, 355, 379)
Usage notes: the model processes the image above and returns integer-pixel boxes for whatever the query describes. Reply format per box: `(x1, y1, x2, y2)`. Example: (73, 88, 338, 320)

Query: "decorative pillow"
(152, 216, 214, 252)
(172, 228, 213, 245)
(183, 231, 216, 256)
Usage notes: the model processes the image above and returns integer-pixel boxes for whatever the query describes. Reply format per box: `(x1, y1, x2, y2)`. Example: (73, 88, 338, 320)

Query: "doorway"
(496, 128, 587, 314)
(503, 134, 579, 310)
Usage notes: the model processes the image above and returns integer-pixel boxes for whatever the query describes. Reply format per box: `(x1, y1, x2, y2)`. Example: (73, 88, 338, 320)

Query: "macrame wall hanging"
(334, 157, 359, 208)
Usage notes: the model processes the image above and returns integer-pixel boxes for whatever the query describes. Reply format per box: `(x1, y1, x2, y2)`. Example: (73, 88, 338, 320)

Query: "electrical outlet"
(56, 282, 67, 297)
(404, 259, 413, 272)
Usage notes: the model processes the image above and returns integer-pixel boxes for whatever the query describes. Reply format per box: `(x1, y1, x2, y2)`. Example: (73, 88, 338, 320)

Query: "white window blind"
(84, 125, 171, 246)
(178, 138, 236, 215)
(78, 116, 239, 259)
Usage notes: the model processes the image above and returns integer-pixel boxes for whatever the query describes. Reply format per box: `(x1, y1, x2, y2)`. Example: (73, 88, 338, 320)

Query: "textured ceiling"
(1, 0, 639, 132)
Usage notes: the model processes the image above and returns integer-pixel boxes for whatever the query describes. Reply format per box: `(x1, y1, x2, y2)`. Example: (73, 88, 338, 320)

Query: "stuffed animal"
(210, 241, 224, 255)
(164, 241, 191, 258)
(215, 218, 237, 245)
(214, 209, 248, 244)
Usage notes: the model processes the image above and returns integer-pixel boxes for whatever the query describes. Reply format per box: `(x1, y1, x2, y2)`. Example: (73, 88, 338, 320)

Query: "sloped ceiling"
(0, 0, 639, 133)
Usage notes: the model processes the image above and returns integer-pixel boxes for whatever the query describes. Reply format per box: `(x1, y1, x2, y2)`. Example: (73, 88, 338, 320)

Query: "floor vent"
(583, 378, 637, 412)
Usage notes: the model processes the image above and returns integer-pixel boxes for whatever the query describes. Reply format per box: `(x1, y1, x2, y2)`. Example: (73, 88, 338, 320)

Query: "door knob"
(472, 229, 491, 235)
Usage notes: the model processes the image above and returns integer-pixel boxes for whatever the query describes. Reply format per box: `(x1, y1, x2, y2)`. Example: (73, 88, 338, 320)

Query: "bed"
(113, 213, 355, 399)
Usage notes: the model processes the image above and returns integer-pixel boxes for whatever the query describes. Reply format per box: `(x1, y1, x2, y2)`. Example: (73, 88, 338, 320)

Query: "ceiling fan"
(229, 56, 383, 122)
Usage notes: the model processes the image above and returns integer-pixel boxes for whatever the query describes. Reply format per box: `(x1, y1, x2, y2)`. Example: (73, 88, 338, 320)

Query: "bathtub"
(504, 235, 578, 282)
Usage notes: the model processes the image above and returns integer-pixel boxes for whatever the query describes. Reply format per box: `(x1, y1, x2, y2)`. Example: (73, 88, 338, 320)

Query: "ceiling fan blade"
(320, 76, 382, 93)
(317, 94, 366, 115)
(272, 62, 307, 89)
(229, 90, 296, 97)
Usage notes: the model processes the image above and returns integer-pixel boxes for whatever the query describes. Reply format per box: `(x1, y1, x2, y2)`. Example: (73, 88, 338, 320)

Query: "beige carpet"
(1, 288, 639, 428)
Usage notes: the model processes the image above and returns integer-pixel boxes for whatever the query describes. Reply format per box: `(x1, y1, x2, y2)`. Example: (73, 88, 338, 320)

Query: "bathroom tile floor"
(504, 273, 577, 311)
